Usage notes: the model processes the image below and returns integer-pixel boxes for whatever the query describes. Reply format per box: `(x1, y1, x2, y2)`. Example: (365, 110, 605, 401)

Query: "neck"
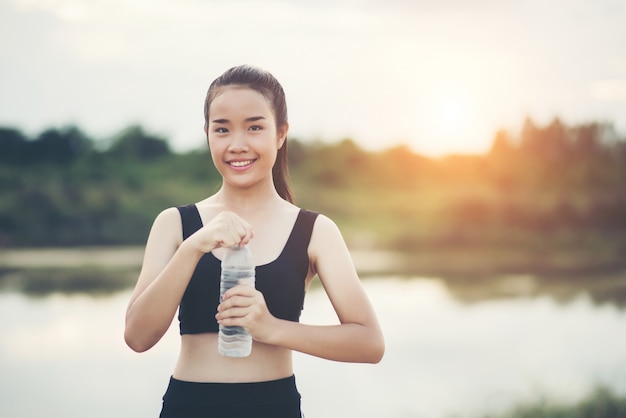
(214, 180, 284, 215)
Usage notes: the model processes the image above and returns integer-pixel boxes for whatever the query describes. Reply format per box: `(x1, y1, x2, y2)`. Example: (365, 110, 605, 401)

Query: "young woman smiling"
(124, 65, 384, 418)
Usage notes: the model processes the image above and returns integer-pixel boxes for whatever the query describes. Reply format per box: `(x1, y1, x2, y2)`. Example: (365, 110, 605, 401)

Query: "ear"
(277, 122, 289, 149)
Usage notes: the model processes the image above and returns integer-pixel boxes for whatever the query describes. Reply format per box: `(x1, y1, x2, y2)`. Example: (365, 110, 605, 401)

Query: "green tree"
(0, 127, 28, 164)
(106, 125, 171, 161)
(29, 126, 93, 164)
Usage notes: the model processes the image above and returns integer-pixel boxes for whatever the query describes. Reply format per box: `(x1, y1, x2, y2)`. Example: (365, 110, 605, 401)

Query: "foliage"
(1, 118, 625, 267)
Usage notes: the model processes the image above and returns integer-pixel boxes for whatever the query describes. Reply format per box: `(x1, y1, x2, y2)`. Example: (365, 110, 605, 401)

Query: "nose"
(228, 131, 249, 153)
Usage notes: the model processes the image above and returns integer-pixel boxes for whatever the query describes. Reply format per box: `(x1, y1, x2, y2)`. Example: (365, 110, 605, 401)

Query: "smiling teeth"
(230, 160, 253, 167)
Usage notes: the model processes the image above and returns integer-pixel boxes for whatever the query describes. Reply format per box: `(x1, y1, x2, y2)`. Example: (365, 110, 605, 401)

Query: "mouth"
(227, 159, 256, 168)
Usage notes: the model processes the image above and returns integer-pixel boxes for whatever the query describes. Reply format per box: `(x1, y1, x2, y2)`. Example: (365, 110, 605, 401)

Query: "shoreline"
(1, 246, 624, 306)
(1, 245, 625, 278)
(0, 246, 626, 277)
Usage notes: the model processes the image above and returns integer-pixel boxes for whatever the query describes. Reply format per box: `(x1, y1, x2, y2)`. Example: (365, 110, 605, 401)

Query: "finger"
(211, 215, 243, 248)
(219, 295, 254, 312)
(218, 236, 238, 249)
(223, 286, 256, 301)
(214, 227, 239, 249)
(225, 219, 245, 246)
(225, 213, 251, 238)
(235, 224, 254, 247)
(217, 305, 249, 318)
(223, 224, 250, 248)
(216, 316, 246, 328)
(238, 228, 254, 247)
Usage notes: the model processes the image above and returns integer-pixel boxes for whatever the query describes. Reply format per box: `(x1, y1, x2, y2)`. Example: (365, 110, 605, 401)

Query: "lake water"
(1, 276, 626, 418)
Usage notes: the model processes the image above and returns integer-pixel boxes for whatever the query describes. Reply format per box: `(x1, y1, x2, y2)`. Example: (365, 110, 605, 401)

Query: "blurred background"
(1, 0, 626, 417)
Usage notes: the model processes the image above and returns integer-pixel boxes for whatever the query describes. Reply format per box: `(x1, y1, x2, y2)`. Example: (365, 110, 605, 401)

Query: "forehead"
(209, 86, 274, 119)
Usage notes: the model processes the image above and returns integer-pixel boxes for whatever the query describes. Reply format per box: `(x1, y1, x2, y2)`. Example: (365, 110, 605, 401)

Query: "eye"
(249, 125, 263, 132)
(214, 127, 229, 134)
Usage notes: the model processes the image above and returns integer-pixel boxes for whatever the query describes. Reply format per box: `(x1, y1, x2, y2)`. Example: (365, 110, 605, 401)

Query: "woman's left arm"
(260, 215, 385, 363)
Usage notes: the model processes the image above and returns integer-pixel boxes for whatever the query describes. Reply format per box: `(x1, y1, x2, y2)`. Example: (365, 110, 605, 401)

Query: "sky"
(1, 0, 625, 156)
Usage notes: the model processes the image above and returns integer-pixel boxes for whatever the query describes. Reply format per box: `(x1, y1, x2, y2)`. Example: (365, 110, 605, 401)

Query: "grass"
(481, 386, 626, 418)
(0, 266, 138, 296)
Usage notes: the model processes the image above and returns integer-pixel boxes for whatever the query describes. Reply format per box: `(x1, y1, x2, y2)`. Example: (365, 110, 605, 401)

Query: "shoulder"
(310, 212, 338, 233)
(309, 213, 344, 249)
(155, 206, 183, 224)
(148, 206, 183, 243)
(293, 206, 338, 236)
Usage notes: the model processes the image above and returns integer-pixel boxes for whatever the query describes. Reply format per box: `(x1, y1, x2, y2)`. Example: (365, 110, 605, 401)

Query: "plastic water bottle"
(218, 245, 256, 357)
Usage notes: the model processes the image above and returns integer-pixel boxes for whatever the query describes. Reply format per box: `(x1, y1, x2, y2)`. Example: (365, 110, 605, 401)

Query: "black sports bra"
(176, 204, 319, 335)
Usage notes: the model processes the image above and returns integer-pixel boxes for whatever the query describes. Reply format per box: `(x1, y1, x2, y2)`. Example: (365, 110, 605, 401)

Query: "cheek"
(208, 139, 225, 165)
(207, 135, 224, 151)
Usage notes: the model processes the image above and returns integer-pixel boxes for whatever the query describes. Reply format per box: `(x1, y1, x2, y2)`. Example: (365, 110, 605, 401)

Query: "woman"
(124, 65, 384, 417)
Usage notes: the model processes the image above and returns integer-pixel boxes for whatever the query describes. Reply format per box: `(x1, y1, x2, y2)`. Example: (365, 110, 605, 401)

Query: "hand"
(215, 286, 276, 343)
(187, 211, 254, 254)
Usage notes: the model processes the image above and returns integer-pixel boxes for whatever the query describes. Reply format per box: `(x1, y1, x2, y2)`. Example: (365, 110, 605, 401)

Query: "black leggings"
(159, 375, 303, 418)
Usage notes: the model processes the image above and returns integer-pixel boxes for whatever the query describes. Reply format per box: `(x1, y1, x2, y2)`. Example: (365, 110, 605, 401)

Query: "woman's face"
(206, 86, 287, 190)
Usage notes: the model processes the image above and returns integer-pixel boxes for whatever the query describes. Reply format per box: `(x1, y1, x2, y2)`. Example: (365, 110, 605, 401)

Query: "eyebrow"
(211, 116, 267, 124)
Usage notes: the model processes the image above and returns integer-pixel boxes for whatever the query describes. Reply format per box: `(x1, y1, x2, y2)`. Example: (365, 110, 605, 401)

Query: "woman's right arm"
(124, 208, 254, 353)
(124, 207, 202, 352)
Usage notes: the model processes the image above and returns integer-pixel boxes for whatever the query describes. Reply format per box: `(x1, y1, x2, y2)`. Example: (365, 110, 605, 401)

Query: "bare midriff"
(172, 333, 293, 383)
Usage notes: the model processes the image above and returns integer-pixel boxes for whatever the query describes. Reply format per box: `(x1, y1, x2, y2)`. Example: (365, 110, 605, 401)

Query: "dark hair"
(204, 65, 293, 203)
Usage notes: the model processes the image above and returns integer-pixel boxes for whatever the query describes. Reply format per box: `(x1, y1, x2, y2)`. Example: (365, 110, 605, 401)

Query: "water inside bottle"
(218, 268, 255, 357)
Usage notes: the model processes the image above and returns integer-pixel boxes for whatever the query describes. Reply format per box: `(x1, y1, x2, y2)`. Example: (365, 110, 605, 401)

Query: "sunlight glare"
(416, 87, 483, 156)
(436, 94, 469, 132)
